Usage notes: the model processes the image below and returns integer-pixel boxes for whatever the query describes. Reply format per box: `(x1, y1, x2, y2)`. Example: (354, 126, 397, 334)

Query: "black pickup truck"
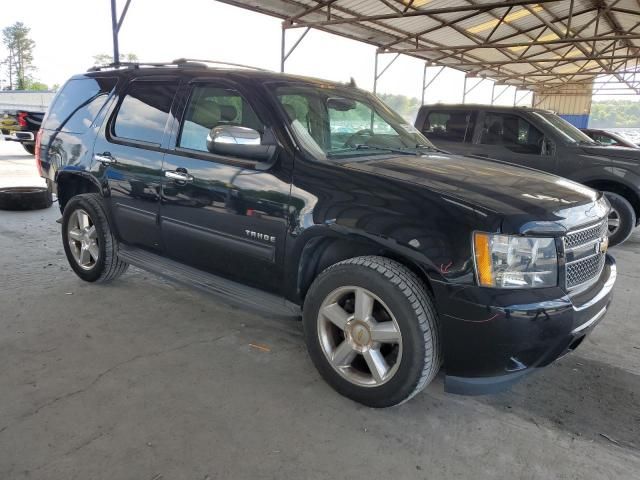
(414, 104, 640, 246)
(1, 109, 44, 154)
(37, 61, 616, 407)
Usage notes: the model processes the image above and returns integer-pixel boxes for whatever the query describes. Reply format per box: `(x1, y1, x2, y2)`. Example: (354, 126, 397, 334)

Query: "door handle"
(165, 170, 193, 182)
(94, 152, 117, 165)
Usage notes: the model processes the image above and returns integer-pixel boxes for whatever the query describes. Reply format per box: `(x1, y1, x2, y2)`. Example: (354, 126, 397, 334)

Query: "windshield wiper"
(414, 144, 440, 152)
(354, 144, 421, 155)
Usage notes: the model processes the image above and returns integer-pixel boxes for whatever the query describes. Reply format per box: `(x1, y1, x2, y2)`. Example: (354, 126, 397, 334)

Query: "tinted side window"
(593, 134, 617, 146)
(113, 82, 178, 145)
(421, 110, 475, 143)
(43, 77, 117, 133)
(178, 85, 262, 152)
(480, 113, 544, 154)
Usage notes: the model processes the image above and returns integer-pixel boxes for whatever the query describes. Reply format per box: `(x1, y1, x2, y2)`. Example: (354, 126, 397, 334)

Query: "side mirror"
(206, 125, 276, 162)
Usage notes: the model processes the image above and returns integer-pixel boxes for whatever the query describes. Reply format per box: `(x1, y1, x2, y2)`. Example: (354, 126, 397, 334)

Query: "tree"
(93, 52, 139, 65)
(2, 22, 35, 90)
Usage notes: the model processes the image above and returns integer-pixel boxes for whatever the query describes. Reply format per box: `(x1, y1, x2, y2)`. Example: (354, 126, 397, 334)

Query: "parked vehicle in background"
(414, 104, 640, 246)
(37, 61, 616, 407)
(581, 128, 640, 149)
(0, 109, 45, 154)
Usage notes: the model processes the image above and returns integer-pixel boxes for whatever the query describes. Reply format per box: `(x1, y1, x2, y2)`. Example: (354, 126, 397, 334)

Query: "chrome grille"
(564, 220, 608, 250)
(566, 254, 606, 289)
(564, 219, 608, 290)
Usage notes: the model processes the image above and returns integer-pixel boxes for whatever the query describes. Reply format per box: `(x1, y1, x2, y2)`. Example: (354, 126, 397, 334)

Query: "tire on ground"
(604, 191, 636, 247)
(61, 193, 129, 283)
(22, 143, 35, 155)
(303, 255, 441, 408)
(0, 186, 52, 211)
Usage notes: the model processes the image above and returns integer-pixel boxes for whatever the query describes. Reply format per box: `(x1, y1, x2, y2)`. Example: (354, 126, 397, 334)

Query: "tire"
(303, 256, 441, 408)
(22, 143, 35, 155)
(0, 186, 52, 210)
(61, 193, 128, 283)
(604, 192, 636, 247)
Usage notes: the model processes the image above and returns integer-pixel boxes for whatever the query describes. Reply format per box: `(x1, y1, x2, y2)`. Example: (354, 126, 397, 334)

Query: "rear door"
(159, 79, 291, 293)
(472, 111, 558, 173)
(417, 108, 478, 156)
(93, 77, 179, 251)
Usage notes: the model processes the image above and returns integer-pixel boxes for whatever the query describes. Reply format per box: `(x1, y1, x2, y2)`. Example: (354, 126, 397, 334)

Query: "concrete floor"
(1, 141, 639, 479)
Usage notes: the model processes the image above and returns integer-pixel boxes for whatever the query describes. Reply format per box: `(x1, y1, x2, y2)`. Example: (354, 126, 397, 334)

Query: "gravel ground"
(1, 141, 639, 479)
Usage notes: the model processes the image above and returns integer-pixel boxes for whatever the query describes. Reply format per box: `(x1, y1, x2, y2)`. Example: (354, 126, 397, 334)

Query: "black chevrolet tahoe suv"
(38, 61, 616, 407)
(415, 104, 640, 246)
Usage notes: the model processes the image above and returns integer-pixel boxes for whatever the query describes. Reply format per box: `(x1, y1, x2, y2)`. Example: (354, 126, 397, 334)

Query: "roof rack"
(87, 59, 270, 72)
(173, 58, 269, 71)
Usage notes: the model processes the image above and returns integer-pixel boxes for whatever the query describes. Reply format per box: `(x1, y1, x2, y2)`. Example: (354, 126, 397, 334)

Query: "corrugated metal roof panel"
(218, 0, 640, 91)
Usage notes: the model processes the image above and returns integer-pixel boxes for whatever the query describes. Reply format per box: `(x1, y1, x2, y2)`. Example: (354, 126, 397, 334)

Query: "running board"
(118, 246, 300, 318)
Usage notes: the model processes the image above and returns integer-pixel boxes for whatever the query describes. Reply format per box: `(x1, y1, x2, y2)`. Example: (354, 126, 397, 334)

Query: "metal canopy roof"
(218, 0, 640, 93)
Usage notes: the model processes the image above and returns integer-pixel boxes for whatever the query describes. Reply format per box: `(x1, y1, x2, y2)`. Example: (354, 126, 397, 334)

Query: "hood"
(580, 145, 640, 161)
(345, 153, 606, 234)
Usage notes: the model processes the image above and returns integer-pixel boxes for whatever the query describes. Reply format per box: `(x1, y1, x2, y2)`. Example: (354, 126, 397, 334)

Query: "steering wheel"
(344, 129, 374, 148)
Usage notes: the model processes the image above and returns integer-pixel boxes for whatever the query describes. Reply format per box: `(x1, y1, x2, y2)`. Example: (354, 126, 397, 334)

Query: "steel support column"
(421, 65, 445, 104)
(373, 52, 400, 95)
(110, 0, 132, 65)
(281, 25, 311, 73)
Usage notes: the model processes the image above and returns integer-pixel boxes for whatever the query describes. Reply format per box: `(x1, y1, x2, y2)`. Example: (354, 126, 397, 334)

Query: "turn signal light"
(473, 232, 494, 287)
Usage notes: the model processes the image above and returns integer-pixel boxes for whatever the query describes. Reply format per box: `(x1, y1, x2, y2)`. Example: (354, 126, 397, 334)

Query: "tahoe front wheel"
(303, 256, 441, 407)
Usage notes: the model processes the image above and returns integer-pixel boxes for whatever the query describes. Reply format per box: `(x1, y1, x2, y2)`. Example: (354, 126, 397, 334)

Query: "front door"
(471, 111, 557, 173)
(159, 81, 291, 294)
(94, 78, 179, 251)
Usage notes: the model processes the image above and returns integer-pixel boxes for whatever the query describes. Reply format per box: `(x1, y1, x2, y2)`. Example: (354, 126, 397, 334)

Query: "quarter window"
(44, 77, 118, 133)
(480, 112, 544, 155)
(178, 85, 262, 152)
(421, 110, 476, 143)
(113, 82, 178, 145)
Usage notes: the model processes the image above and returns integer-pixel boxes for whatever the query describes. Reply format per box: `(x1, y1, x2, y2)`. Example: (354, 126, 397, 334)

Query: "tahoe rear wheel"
(303, 256, 441, 407)
(604, 192, 636, 247)
(61, 193, 128, 282)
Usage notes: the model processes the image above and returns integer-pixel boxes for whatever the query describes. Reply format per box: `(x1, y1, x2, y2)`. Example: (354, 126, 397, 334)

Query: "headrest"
(488, 121, 502, 135)
(191, 102, 221, 129)
(219, 104, 237, 122)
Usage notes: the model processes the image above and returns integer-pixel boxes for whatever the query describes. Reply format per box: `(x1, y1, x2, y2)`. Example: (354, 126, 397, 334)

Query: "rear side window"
(43, 77, 117, 133)
(421, 110, 476, 143)
(113, 81, 178, 145)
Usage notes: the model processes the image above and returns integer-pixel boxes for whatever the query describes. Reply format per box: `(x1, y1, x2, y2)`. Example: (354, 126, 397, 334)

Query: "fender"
(283, 222, 452, 304)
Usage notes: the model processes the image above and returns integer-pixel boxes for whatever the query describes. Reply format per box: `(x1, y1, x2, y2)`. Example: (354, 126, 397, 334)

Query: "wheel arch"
(292, 229, 436, 304)
(583, 179, 640, 223)
(56, 171, 102, 213)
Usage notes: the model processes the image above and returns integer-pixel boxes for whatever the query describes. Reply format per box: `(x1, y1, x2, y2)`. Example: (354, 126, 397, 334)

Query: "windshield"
(531, 111, 596, 144)
(270, 84, 435, 160)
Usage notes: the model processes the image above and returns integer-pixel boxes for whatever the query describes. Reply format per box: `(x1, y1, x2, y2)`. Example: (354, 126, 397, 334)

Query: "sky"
(1, 0, 637, 105)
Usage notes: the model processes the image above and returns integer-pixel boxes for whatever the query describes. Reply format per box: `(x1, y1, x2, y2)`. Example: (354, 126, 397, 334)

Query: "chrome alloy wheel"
(317, 286, 403, 387)
(608, 207, 621, 236)
(67, 209, 99, 270)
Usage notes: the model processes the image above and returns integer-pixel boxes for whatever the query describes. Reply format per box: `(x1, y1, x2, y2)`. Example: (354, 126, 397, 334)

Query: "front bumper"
(431, 254, 616, 395)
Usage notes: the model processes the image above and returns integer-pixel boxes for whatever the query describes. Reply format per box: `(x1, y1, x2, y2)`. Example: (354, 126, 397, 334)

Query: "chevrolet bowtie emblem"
(598, 236, 609, 254)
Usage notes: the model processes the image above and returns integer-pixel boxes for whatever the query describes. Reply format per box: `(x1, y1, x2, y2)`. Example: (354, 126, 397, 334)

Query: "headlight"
(473, 232, 558, 288)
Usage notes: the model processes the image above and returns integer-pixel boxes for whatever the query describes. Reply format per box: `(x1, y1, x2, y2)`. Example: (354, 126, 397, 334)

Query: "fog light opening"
(568, 335, 585, 352)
